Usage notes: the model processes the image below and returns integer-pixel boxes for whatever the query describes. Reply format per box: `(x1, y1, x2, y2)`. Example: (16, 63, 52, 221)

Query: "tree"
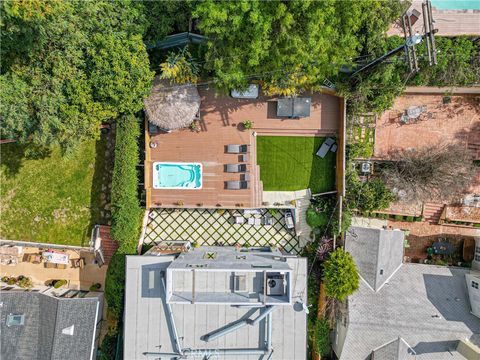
(0, 0, 153, 151)
(322, 248, 359, 301)
(193, 0, 403, 90)
(347, 169, 396, 212)
(381, 143, 477, 203)
(160, 48, 199, 84)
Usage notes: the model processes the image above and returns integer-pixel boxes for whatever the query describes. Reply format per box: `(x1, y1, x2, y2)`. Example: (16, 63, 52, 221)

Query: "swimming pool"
(431, 0, 480, 10)
(153, 162, 202, 189)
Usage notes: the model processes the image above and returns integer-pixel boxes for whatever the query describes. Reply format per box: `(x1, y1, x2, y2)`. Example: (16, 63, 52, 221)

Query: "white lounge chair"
(316, 137, 336, 158)
(226, 144, 249, 153)
(225, 164, 248, 173)
(225, 181, 250, 190)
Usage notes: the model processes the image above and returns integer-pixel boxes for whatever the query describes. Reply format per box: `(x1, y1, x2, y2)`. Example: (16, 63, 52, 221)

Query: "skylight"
(6, 314, 25, 327)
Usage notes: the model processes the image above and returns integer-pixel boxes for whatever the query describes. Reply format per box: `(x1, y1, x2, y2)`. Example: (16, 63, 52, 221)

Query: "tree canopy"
(322, 248, 359, 301)
(0, 0, 154, 150)
(193, 0, 403, 90)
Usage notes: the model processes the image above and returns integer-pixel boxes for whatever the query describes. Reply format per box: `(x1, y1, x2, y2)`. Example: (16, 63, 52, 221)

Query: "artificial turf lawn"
(256, 136, 336, 193)
(0, 140, 106, 246)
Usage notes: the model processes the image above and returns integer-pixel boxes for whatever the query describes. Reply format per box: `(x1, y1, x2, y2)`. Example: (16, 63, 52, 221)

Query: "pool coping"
(152, 162, 203, 190)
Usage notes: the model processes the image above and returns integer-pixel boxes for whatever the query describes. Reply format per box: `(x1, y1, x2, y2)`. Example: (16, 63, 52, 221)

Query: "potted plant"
(53, 279, 67, 289)
(17, 276, 33, 289)
(242, 120, 253, 130)
(89, 283, 102, 291)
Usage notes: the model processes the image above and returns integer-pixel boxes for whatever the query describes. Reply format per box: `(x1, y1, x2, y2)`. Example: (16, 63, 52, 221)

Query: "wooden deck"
(388, 1, 480, 36)
(146, 88, 341, 209)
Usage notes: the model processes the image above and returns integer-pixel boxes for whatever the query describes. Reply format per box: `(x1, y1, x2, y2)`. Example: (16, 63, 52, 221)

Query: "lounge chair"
(316, 137, 336, 158)
(226, 144, 249, 154)
(224, 164, 247, 173)
(225, 181, 250, 190)
(240, 154, 249, 162)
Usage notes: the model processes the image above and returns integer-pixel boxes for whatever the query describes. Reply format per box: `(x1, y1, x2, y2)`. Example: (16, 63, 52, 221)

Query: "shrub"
(268, 208, 278, 216)
(394, 215, 404, 221)
(347, 171, 395, 212)
(406, 216, 414, 222)
(105, 114, 143, 318)
(322, 248, 359, 301)
(1, 276, 9, 283)
(242, 120, 253, 129)
(312, 317, 331, 357)
(89, 283, 102, 291)
(53, 279, 67, 288)
(17, 276, 33, 289)
(6, 277, 17, 285)
(306, 206, 328, 228)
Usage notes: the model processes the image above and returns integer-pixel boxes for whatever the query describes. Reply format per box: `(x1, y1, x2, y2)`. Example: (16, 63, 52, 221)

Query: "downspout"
(160, 276, 183, 354)
(203, 320, 249, 342)
(247, 306, 276, 325)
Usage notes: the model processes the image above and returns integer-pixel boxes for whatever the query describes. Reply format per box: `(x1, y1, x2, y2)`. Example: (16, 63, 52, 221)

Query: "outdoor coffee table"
(43, 251, 69, 265)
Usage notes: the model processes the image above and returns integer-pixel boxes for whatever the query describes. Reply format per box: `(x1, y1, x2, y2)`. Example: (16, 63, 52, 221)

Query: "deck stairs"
(423, 203, 445, 224)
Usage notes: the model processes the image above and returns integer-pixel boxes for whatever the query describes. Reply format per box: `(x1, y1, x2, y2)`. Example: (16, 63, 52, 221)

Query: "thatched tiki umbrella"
(144, 77, 201, 131)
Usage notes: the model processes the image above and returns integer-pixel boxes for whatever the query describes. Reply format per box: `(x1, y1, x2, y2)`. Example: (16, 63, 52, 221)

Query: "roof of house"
(124, 253, 308, 360)
(0, 291, 101, 360)
(338, 264, 480, 360)
(144, 77, 200, 131)
(371, 337, 415, 360)
(345, 226, 405, 291)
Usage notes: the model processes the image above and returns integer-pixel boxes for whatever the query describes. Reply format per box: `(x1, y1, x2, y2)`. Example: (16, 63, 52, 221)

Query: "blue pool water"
(431, 0, 480, 10)
(153, 162, 202, 189)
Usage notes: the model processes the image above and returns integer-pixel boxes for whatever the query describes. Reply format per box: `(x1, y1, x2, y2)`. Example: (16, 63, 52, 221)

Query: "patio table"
(431, 242, 454, 256)
(43, 251, 69, 265)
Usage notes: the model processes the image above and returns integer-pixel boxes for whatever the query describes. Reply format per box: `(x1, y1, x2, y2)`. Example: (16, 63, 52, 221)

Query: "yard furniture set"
(225, 144, 251, 189)
(0, 245, 22, 266)
(316, 137, 337, 158)
(232, 209, 275, 227)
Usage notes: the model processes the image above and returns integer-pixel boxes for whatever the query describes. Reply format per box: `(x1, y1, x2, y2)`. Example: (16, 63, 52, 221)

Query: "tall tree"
(193, 0, 403, 90)
(322, 248, 359, 301)
(0, 0, 154, 150)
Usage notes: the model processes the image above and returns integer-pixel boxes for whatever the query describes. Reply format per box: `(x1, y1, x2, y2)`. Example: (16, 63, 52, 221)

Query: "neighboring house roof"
(345, 226, 404, 291)
(371, 337, 415, 360)
(0, 291, 101, 360)
(123, 249, 308, 360)
(337, 264, 480, 360)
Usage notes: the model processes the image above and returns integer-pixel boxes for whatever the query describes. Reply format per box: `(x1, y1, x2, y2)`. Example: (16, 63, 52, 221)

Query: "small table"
(43, 251, 69, 265)
(431, 242, 454, 256)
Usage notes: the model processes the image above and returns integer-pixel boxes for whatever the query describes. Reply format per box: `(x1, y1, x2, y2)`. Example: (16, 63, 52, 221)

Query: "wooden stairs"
(423, 203, 445, 224)
(98, 225, 119, 265)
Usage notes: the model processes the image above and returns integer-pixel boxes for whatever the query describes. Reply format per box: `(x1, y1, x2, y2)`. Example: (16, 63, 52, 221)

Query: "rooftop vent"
(62, 325, 75, 336)
(6, 314, 25, 327)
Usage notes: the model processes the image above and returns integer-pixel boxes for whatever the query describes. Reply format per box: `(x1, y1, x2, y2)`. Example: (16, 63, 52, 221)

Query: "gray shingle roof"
(371, 337, 415, 360)
(124, 254, 308, 360)
(0, 291, 101, 360)
(345, 227, 404, 291)
(338, 264, 480, 360)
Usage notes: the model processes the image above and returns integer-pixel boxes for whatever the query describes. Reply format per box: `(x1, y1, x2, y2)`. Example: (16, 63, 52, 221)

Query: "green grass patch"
(0, 140, 106, 246)
(257, 136, 336, 193)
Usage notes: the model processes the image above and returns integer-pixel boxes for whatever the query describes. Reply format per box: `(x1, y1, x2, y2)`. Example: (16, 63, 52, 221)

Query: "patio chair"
(315, 137, 335, 158)
(56, 263, 67, 270)
(226, 144, 249, 154)
(224, 164, 248, 173)
(225, 181, 250, 190)
(240, 154, 249, 162)
(45, 262, 56, 269)
(241, 173, 251, 181)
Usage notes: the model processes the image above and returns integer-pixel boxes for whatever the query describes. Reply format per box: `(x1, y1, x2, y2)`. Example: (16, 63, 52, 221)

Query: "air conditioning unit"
(361, 162, 372, 174)
(266, 274, 286, 296)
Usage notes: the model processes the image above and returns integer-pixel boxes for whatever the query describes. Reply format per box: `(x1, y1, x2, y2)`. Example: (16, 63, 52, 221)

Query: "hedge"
(105, 114, 143, 318)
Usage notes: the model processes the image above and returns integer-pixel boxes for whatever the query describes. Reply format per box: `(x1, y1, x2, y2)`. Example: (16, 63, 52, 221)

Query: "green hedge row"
(362, 211, 422, 222)
(105, 114, 143, 318)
